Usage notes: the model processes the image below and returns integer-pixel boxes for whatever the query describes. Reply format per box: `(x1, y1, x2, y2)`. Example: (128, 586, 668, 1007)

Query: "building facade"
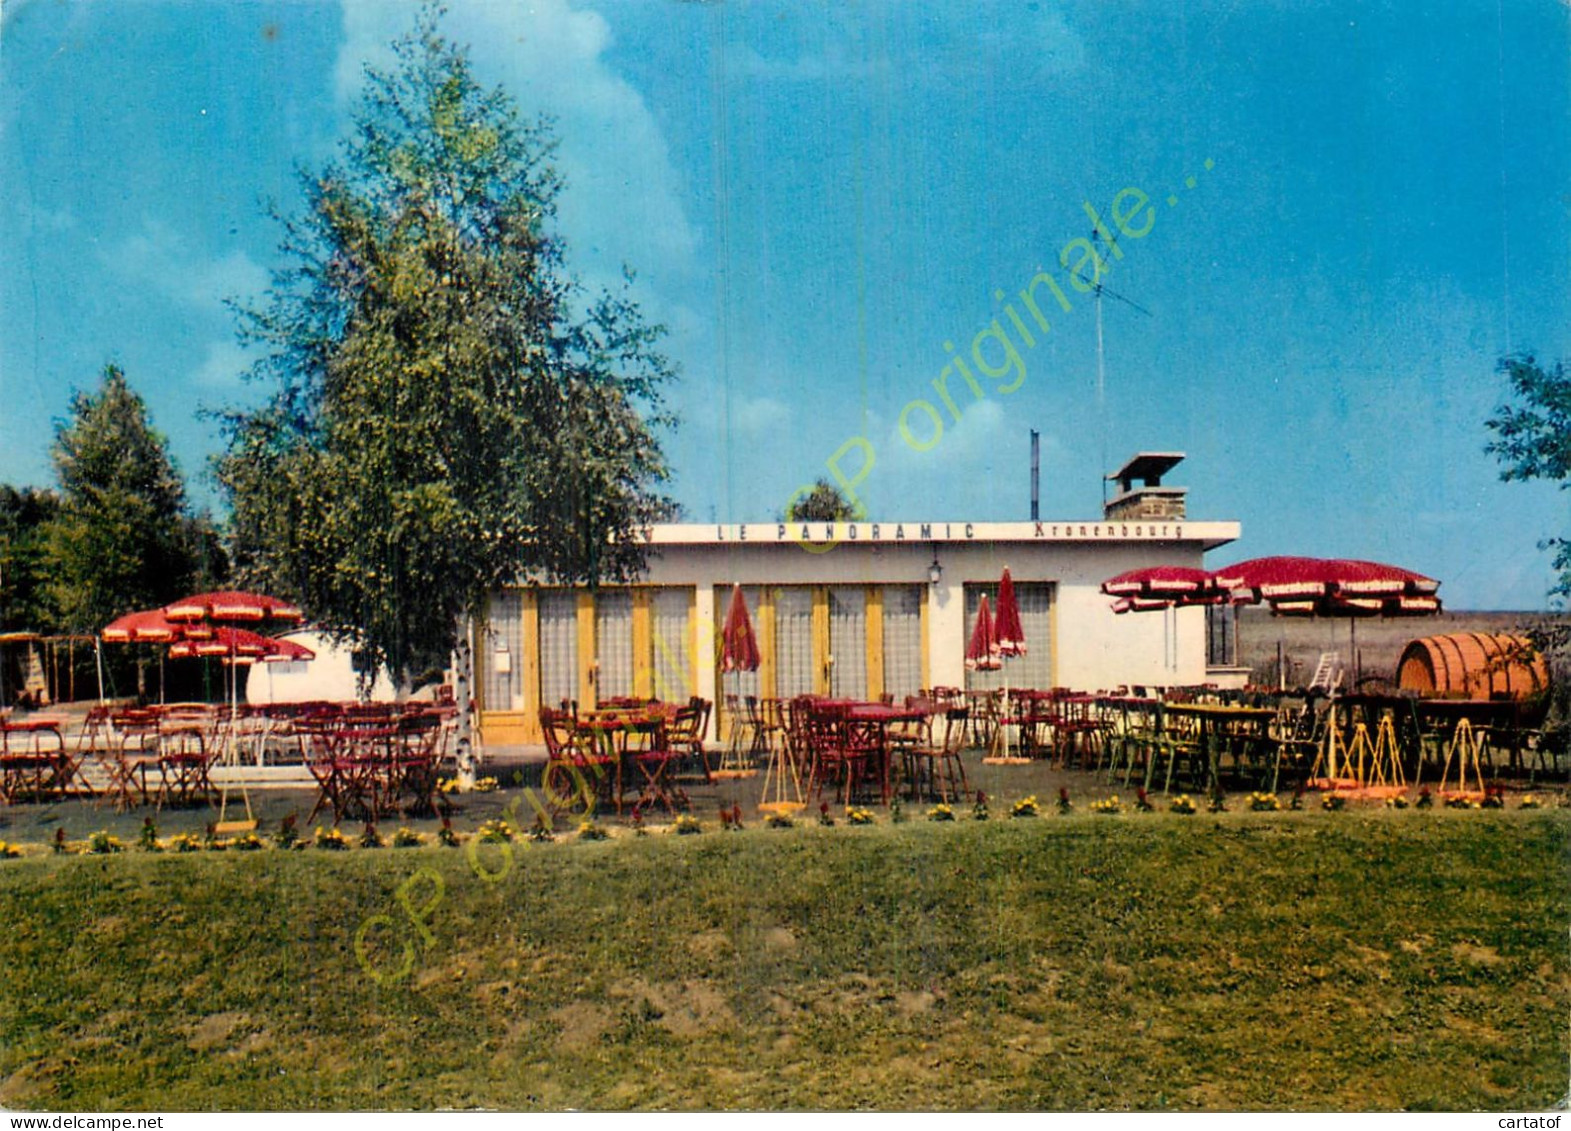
(476, 513, 1241, 747)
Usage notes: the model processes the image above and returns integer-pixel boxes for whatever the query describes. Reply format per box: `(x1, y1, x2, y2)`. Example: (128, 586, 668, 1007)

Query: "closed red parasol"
(987, 570, 1032, 763)
(995, 567, 1027, 659)
(719, 585, 760, 673)
(965, 595, 1000, 672)
(716, 586, 761, 780)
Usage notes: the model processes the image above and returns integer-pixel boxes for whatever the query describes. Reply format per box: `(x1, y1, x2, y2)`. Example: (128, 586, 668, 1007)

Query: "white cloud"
(30, 205, 77, 234)
(724, 6, 1084, 85)
(101, 219, 267, 313)
(334, 0, 699, 304)
(732, 395, 791, 434)
(190, 339, 255, 390)
(865, 397, 1059, 518)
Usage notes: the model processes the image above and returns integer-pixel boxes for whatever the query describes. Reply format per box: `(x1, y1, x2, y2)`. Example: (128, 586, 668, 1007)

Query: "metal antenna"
(1076, 230, 1151, 509)
(1095, 260, 1107, 509)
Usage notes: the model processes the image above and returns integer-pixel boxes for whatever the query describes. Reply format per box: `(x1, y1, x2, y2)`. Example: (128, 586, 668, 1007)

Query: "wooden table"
(1412, 698, 1545, 775)
(577, 705, 681, 813)
(0, 716, 73, 803)
(842, 703, 929, 804)
(1161, 703, 1279, 792)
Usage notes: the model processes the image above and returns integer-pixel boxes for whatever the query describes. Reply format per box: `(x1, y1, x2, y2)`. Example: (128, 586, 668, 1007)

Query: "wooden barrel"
(1396, 633, 1547, 699)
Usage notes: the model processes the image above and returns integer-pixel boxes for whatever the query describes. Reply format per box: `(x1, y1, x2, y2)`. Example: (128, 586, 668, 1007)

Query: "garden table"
(1412, 698, 1541, 776)
(577, 705, 682, 813)
(1161, 703, 1279, 792)
(841, 703, 929, 804)
(0, 716, 72, 803)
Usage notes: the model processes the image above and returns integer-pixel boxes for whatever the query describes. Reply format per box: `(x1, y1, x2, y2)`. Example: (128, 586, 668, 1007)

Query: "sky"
(2, 0, 1569, 611)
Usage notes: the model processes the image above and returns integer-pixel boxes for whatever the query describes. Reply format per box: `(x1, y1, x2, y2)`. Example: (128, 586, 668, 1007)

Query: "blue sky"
(3, 0, 1569, 610)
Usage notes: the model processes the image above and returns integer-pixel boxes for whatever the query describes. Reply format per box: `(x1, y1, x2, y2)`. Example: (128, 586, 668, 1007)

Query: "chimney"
(1104, 452, 1188, 521)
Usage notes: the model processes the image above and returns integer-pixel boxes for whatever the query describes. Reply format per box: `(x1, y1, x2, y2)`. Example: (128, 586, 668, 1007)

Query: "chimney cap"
(1107, 451, 1185, 491)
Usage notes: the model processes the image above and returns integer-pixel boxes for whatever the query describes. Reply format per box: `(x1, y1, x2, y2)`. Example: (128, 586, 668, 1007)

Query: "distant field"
(1, 810, 1566, 1111)
(1236, 608, 1565, 689)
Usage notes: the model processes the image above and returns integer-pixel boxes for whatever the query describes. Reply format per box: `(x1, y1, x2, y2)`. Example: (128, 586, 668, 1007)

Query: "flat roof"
(638, 519, 1240, 551)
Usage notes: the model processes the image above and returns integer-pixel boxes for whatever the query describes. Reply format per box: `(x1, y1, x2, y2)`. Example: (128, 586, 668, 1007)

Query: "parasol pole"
(1351, 619, 1358, 685)
(95, 637, 105, 706)
(216, 636, 255, 831)
(1001, 648, 1011, 761)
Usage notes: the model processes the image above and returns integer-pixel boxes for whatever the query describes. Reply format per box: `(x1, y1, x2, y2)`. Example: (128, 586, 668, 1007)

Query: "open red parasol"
(166, 627, 315, 663)
(1103, 565, 1230, 614)
(1101, 565, 1217, 601)
(1214, 557, 1440, 605)
(1215, 556, 1442, 683)
(163, 590, 304, 624)
(102, 608, 214, 644)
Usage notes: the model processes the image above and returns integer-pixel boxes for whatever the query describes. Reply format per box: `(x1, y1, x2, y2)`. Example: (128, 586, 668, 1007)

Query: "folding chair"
(630, 722, 688, 814)
(392, 712, 444, 817)
(666, 702, 710, 783)
(154, 720, 216, 809)
(907, 707, 970, 803)
(540, 706, 616, 817)
(102, 709, 161, 811)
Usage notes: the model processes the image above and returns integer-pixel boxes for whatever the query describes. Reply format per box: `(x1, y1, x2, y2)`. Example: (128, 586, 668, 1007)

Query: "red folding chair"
(541, 706, 616, 817)
(629, 713, 688, 814)
(154, 720, 217, 809)
(102, 709, 161, 811)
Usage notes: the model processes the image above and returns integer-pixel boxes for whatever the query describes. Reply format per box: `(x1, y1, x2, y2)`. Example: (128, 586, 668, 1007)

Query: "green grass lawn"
(1, 808, 1567, 1111)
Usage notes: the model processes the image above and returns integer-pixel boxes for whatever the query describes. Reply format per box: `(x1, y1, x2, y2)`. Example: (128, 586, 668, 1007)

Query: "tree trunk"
(453, 612, 477, 787)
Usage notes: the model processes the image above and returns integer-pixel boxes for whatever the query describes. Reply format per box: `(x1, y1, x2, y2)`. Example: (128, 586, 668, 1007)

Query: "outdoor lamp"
(928, 555, 943, 586)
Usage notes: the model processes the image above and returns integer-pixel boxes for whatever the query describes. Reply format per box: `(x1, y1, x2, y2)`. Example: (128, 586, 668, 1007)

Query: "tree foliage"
(217, 8, 675, 685)
(44, 365, 219, 634)
(787, 478, 860, 522)
(1485, 353, 1571, 600)
(0, 485, 61, 633)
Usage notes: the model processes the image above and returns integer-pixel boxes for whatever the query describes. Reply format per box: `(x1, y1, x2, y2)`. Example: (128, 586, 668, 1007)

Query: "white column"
(928, 577, 966, 690)
(694, 583, 718, 742)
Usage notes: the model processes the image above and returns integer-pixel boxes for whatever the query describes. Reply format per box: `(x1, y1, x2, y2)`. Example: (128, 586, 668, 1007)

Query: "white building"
(477, 455, 1242, 746)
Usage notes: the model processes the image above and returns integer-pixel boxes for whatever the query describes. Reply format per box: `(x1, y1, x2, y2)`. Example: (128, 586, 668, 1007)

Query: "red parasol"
(1214, 556, 1442, 683)
(167, 627, 315, 663)
(965, 595, 1000, 672)
(995, 567, 1027, 659)
(719, 585, 761, 673)
(715, 586, 762, 780)
(163, 590, 304, 624)
(102, 608, 214, 644)
(1101, 565, 1216, 600)
(1102, 565, 1229, 614)
(1214, 557, 1440, 605)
